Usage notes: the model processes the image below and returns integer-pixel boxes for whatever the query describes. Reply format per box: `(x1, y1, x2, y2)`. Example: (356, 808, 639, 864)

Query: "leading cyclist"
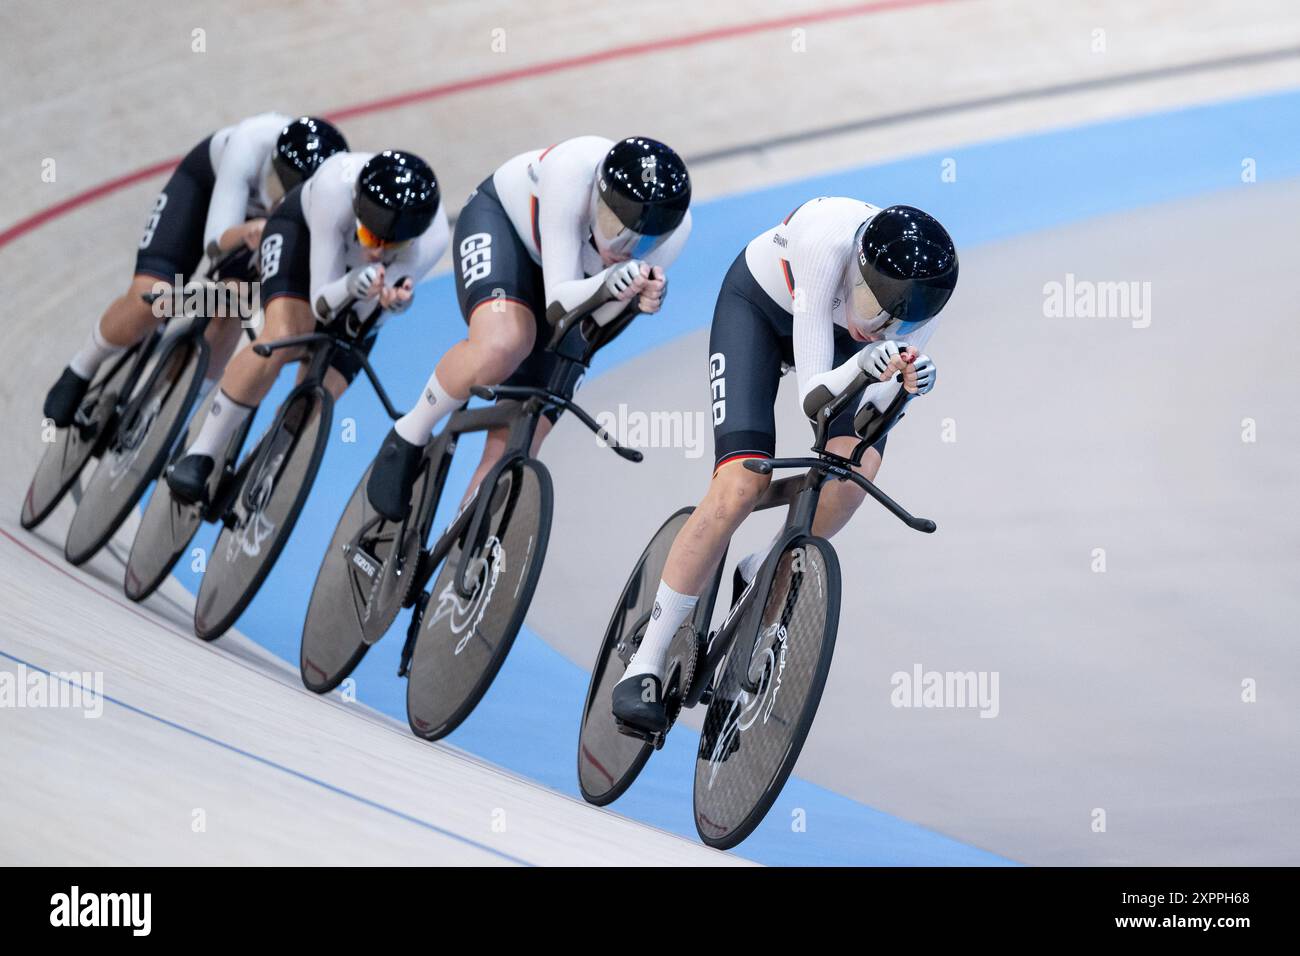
(611, 199, 959, 734)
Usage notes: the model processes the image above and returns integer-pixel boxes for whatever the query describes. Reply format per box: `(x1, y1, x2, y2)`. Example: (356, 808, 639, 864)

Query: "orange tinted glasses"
(356, 222, 409, 251)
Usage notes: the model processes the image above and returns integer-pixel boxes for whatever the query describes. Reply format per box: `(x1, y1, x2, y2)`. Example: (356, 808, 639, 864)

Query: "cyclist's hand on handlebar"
(638, 265, 667, 313)
(858, 339, 903, 377)
(380, 277, 414, 313)
(605, 260, 649, 302)
(861, 341, 928, 393)
(911, 353, 936, 394)
(242, 218, 266, 251)
(346, 264, 384, 300)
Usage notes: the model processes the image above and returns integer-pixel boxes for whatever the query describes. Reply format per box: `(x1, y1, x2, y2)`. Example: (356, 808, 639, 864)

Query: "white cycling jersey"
(299, 151, 450, 323)
(744, 196, 940, 405)
(491, 135, 691, 324)
(203, 111, 291, 255)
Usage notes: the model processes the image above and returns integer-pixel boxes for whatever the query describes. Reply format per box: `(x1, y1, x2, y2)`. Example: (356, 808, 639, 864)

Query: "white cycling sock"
(188, 389, 254, 460)
(395, 368, 462, 445)
(622, 581, 698, 682)
(68, 321, 126, 381)
(197, 376, 218, 401)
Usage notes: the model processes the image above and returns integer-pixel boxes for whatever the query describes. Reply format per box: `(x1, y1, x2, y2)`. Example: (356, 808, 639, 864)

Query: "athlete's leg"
(808, 435, 881, 538)
(200, 291, 251, 393)
(43, 274, 166, 427)
(166, 296, 313, 503)
(457, 417, 552, 509)
(443, 299, 536, 396)
(219, 296, 314, 406)
(612, 253, 783, 730)
(47, 138, 215, 427)
(97, 274, 170, 349)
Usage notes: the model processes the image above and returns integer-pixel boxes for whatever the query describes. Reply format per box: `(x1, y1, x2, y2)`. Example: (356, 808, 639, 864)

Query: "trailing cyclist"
(42, 113, 349, 429)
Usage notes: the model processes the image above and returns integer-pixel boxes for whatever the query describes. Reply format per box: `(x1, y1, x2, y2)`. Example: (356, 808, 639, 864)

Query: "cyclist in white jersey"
(364, 135, 693, 520)
(164, 149, 449, 502)
(42, 114, 349, 427)
(611, 198, 959, 734)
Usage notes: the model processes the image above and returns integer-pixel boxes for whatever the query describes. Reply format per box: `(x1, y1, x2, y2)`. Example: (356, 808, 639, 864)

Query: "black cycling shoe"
(165, 453, 215, 505)
(612, 672, 669, 736)
(43, 367, 92, 428)
(366, 427, 424, 522)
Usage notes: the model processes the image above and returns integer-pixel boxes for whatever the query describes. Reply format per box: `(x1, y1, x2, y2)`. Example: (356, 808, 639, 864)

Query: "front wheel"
(692, 536, 840, 850)
(194, 387, 331, 640)
(405, 458, 552, 741)
(576, 507, 720, 806)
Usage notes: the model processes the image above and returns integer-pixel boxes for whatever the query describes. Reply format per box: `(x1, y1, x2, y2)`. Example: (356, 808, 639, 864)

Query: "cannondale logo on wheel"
(427, 537, 505, 653)
(705, 620, 790, 789)
(106, 395, 163, 490)
(227, 452, 284, 560)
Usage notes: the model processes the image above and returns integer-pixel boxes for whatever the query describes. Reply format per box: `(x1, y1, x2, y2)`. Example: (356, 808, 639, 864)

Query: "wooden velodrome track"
(2, 0, 1298, 864)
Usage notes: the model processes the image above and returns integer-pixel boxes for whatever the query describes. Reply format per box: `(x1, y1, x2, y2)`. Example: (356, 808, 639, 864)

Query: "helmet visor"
(592, 193, 670, 261)
(356, 221, 410, 251)
(852, 277, 933, 340)
(863, 309, 930, 340)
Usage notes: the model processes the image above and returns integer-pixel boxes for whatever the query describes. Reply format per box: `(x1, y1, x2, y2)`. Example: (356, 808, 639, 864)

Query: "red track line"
(0, 158, 179, 249)
(0, 526, 193, 644)
(0, 0, 952, 251)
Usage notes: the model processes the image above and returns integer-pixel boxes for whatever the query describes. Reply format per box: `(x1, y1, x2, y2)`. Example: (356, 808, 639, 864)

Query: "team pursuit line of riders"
(27, 112, 958, 849)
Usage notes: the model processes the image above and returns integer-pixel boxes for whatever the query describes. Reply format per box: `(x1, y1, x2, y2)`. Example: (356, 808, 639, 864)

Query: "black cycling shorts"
(453, 177, 562, 421)
(258, 183, 311, 305)
(708, 249, 887, 471)
(256, 184, 375, 387)
(134, 136, 217, 282)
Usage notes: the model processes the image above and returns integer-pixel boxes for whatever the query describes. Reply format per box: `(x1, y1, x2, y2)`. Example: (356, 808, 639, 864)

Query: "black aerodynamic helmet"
(597, 137, 691, 237)
(856, 205, 959, 326)
(353, 150, 440, 244)
(272, 116, 349, 192)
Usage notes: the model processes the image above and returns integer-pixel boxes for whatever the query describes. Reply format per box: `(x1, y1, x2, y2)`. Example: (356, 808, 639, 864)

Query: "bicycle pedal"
(613, 717, 661, 747)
